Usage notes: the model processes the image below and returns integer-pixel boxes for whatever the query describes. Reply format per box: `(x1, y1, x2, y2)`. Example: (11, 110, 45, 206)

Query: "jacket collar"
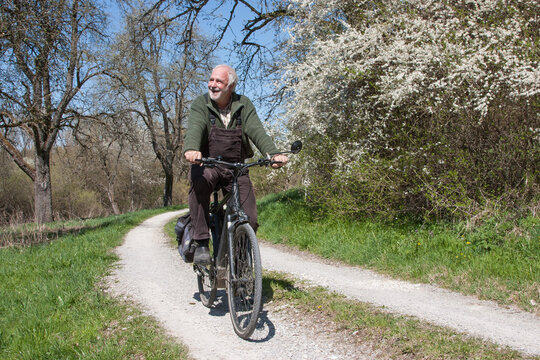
(206, 92, 244, 126)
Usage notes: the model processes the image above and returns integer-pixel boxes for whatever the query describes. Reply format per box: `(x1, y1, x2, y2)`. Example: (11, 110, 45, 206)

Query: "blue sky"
(103, 0, 284, 119)
(104, 0, 280, 63)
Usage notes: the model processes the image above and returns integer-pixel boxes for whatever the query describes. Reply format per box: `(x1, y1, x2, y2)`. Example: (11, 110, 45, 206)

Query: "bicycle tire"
(197, 236, 217, 307)
(197, 263, 216, 307)
(227, 223, 262, 339)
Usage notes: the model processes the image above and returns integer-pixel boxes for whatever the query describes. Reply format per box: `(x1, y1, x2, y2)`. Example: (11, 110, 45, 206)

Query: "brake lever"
(195, 158, 216, 168)
(269, 160, 284, 168)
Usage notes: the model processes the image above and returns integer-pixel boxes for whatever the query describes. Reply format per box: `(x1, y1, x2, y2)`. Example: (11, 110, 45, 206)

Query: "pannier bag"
(175, 214, 194, 263)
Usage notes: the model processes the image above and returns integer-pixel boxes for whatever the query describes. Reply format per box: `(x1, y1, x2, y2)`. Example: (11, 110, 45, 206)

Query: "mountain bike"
(193, 141, 302, 339)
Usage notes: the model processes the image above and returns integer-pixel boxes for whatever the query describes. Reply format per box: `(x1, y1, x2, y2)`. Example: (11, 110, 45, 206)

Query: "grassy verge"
(0, 207, 189, 360)
(263, 271, 536, 360)
(162, 198, 536, 357)
(257, 189, 540, 314)
(165, 212, 183, 248)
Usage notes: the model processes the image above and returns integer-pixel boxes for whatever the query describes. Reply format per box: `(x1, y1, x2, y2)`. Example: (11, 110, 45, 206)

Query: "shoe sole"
(194, 256, 211, 266)
(194, 261, 211, 266)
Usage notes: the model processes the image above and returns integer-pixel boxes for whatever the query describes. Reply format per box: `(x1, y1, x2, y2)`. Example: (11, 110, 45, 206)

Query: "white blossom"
(280, 0, 539, 179)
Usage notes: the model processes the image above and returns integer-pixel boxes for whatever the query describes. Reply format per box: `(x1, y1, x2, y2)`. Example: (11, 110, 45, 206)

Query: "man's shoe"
(193, 240, 211, 265)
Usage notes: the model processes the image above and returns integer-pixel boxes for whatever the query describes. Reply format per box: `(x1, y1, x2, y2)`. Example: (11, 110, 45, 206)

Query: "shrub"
(282, 0, 539, 220)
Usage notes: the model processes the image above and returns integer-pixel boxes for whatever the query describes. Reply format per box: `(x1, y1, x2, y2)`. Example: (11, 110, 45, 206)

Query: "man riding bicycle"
(183, 64, 288, 265)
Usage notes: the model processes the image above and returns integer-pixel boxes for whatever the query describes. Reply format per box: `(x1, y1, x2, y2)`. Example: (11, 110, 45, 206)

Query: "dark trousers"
(188, 164, 258, 240)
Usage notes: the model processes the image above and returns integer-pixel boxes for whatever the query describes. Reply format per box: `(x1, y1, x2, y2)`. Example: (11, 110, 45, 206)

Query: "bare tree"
(73, 112, 139, 215)
(0, 0, 107, 223)
(109, 2, 212, 207)
(144, 0, 294, 120)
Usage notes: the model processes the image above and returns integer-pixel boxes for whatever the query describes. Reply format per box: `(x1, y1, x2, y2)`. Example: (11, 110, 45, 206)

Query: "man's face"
(208, 67, 233, 105)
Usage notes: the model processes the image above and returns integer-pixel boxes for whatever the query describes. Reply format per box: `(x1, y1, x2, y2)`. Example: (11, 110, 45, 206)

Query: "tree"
(281, 0, 539, 218)
(0, 0, 107, 223)
(146, 0, 294, 119)
(0, 146, 33, 224)
(109, 2, 212, 206)
(73, 112, 138, 215)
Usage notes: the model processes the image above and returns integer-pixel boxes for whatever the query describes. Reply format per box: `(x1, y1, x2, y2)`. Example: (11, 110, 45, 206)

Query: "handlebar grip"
(197, 157, 218, 168)
(269, 160, 284, 168)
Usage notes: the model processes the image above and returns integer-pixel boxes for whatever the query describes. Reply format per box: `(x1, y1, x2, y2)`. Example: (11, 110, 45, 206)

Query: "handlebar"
(196, 157, 281, 169)
(193, 140, 301, 172)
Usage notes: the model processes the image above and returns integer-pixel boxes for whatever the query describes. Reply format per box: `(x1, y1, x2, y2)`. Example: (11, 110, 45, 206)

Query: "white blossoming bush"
(281, 0, 539, 218)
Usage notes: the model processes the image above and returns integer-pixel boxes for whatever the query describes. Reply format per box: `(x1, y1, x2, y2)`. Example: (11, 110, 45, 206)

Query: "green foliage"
(249, 164, 300, 199)
(285, 0, 539, 220)
(0, 208, 188, 359)
(258, 190, 540, 314)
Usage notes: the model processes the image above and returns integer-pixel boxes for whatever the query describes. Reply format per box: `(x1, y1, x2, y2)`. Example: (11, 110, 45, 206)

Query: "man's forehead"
(210, 67, 228, 80)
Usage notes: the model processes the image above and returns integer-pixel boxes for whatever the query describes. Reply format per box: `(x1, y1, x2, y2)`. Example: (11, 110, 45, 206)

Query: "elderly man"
(183, 64, 288, 265)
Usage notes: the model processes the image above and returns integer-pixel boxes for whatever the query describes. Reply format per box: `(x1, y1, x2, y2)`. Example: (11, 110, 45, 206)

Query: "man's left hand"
(271, 154, 288, 168)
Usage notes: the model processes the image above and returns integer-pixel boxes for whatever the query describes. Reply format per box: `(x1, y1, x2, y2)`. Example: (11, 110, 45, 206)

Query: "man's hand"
(185, 150, 202, 165)
(271, 154, 288, 168)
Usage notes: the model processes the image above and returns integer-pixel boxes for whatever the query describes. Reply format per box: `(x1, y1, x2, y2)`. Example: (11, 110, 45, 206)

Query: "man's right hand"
(185, 150, 202, 165)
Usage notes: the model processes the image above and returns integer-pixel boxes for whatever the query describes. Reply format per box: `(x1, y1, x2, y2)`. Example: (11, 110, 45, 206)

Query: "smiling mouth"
(209, 88, 222, 99)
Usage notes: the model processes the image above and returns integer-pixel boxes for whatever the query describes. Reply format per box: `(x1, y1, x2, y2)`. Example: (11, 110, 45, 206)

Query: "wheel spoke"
(228, 224, 262, 339)
(197, 235, 216, 308)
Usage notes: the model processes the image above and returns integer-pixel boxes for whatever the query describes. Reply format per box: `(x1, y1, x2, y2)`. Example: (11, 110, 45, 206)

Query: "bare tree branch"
(0, 131, 35, 181)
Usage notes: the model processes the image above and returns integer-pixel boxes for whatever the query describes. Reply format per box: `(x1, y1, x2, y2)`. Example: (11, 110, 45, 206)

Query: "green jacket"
(183, 92, 278, 159)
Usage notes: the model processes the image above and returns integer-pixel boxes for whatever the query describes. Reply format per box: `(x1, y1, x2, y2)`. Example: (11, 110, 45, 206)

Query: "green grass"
(164, 211, 185, 248)
(257, 189, 540, 314)
(0, 207, 189, 360)
(263, 271, 535, 360)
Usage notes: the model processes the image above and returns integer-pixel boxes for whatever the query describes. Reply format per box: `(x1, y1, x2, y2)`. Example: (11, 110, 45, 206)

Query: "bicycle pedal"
(193, 265, 207, 277)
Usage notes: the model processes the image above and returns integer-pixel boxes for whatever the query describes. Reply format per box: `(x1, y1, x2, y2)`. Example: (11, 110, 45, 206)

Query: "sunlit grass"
(257, 189, 540, 314)
(0, 207, 188, 359)
(0, 206, 181, 248)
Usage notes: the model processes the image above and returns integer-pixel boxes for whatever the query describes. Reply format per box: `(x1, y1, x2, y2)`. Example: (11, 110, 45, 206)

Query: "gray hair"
(214, 64, 238, 89)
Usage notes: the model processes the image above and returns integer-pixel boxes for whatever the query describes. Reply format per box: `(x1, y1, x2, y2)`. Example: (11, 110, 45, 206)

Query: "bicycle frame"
(207, 166, 251, 289)
(202, 140, 303, 283)
(193, 141, 302, 338)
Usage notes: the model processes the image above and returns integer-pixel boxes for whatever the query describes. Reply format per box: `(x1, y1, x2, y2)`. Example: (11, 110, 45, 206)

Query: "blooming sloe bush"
(281, 0, 539, 219)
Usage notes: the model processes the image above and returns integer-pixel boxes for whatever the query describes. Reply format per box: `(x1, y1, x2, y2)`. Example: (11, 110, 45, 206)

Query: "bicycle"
(193, 140, 302, 339)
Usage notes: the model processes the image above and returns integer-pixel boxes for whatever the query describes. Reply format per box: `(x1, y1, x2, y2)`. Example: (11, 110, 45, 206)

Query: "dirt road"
(108, 210, 540, 359)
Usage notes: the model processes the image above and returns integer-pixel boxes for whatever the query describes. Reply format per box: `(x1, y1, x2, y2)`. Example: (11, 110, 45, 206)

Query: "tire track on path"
(108, 211, 540, 358)
(261, 243, 540, 356)
(108, 210, 374, 360)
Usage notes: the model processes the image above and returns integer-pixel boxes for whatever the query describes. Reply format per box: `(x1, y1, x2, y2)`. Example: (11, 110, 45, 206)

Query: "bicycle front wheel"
(227, 223, 262, 339)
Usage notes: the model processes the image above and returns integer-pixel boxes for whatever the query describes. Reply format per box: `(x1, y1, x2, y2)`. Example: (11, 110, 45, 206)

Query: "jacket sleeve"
(182, 96, 208, 155)
(242, 97, 279, 156)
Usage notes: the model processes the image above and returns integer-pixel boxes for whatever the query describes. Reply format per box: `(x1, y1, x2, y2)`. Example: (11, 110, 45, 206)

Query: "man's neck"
(216, 96, 232, 110)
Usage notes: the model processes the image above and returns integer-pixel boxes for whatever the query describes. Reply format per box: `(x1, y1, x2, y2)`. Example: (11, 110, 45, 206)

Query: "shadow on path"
(192, 289, 277, 342)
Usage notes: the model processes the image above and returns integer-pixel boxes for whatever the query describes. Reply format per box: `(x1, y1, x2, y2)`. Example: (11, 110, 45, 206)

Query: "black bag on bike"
(175, 214, 194, 263)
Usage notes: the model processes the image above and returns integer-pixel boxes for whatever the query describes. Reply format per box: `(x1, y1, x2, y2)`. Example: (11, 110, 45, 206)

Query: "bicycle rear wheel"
(196, 264, 216, 307)
(196, 237, 217, 307)
(227, 223, 262, 339)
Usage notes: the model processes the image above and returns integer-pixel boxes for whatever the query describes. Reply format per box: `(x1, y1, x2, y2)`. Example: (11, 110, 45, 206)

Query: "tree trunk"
(34, 150, 53, 224)
(107, 183, 121, 215)
(163, 166, 173, 207)
(129, 156, 135, 212)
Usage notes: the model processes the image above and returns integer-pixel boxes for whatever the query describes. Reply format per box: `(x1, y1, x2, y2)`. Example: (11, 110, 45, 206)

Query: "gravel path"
(108, 210, 540, 359)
